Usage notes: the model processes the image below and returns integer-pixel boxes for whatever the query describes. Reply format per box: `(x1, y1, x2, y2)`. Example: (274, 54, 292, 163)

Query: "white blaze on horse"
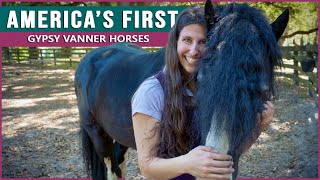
(74, 1, 288, 179)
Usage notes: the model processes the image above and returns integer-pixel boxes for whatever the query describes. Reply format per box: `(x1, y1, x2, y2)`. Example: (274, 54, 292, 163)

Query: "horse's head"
(205, 0, 289, 41)
(202, 1, 289, 99)
(195, 1, 289, 179)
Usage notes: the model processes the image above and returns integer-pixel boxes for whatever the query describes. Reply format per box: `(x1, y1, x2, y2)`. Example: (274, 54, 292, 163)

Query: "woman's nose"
(189, 43, 200, 56)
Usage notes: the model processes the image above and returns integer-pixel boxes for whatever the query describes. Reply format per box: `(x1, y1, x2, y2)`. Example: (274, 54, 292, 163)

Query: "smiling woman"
(177, 23, 206, 77)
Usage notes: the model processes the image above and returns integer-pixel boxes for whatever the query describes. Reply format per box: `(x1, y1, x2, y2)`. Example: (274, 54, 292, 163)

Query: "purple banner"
(1, 0, 318, 2)
(2, 0, 205, 2)
(0, 32, 169, 47)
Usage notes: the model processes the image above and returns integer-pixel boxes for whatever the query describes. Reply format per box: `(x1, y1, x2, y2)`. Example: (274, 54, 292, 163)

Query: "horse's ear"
(205, 0, 216, 31)
(270, 9, 289, 41)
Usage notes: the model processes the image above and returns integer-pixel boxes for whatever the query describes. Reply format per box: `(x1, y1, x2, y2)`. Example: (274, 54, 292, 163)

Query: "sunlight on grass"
(270, 121, 291, 133)
(12, 85, 42, 91)
(49, 92, 75, 97)
(3, 97, 56, 108)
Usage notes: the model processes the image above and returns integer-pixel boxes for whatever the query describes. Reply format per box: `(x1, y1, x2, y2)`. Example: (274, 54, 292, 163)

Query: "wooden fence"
(280, 44, 318, 98)
(2, 47, 91, 68)
(2, 45, 318, 98)
(1, 47, 159, 68)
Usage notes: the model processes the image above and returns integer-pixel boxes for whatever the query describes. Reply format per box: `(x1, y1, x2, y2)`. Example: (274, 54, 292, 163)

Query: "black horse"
(196, 2, 288, 179)
(75, 43, 165, 179)
(75, 1, 288, 179)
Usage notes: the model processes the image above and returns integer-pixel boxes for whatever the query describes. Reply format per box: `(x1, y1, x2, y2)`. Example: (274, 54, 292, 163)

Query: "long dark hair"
(154, 5, 208, 158)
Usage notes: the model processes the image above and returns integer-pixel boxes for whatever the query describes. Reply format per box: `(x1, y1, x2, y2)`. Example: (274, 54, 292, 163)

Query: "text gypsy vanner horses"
(75, 1, 289, 180)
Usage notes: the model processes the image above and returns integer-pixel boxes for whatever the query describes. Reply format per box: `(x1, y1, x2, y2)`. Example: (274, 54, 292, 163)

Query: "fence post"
(293, 57, 299, 86)
(40, 49, 44, 65)
(53, 49, 57, 66)
(307, 72, 314, 97)
(292, 39, 298, 86)
(306, 46, 313, 97)
(17, 49, 20, 64)
(3, 47, 11, 64)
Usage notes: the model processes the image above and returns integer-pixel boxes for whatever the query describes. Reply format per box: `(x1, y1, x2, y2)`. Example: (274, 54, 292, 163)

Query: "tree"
(248, 2, 318, 44)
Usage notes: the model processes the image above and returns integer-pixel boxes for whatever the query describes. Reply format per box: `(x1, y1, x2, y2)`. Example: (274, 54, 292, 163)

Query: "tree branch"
(282, 28, 318, 39)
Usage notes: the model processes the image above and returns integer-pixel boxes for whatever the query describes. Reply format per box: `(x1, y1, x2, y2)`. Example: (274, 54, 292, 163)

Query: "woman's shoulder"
(131, 76, 164, 121)
(133, 76, 164, 101)
(139, 76, 162, 92)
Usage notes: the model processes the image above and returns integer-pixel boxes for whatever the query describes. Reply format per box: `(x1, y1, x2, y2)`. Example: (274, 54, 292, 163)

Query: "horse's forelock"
(206, 3, 282, 94)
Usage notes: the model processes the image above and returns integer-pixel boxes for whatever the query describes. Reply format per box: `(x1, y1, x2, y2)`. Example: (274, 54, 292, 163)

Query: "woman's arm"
(133, 113, 234, 180)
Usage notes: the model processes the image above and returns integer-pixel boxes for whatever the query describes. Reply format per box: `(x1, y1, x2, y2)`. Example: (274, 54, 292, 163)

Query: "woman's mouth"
(185, 57, 198, 64)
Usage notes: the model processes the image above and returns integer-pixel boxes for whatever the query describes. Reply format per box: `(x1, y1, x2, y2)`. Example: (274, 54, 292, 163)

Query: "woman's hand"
(182, 146, 234, 180)
(258, 101, 275, 132)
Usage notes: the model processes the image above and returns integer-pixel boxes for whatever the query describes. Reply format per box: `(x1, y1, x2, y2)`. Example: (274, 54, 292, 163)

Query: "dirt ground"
(2, 64, 318, 179)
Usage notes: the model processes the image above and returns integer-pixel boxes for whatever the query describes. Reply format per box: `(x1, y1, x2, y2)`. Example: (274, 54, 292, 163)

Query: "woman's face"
(177, 24, 206, 76)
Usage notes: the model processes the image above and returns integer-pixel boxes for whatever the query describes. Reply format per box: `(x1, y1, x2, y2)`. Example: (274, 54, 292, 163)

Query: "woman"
(131, 5, 274, 180)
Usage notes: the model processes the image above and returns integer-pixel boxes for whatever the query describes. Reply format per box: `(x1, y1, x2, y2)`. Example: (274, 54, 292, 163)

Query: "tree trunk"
(61, 47, 72, 58)
(3, 47, 11, 61)
(28, 47, 39, 59)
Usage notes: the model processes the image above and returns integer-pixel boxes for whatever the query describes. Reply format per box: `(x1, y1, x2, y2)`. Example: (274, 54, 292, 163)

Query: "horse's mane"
(195, 3, 282, 164)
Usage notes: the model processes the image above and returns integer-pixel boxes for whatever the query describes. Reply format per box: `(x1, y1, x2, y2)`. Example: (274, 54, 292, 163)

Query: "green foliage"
(219, 2, 317, 44)
(248, 2, 317, 34)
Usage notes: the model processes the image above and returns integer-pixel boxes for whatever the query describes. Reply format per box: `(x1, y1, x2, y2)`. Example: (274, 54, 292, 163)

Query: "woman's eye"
(183, 38, 192, 44)
(199, 40, 206, 45)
